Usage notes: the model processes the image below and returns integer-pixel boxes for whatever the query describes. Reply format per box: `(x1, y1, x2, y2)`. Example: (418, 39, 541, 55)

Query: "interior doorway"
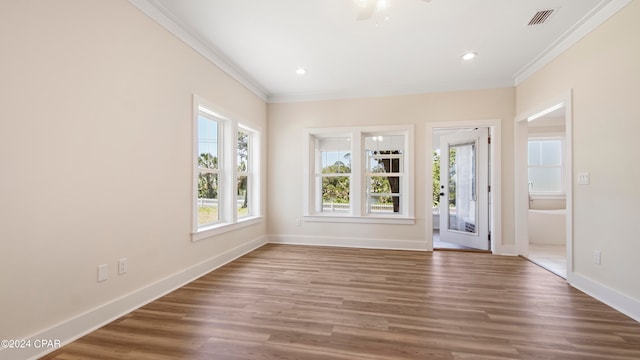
(515, 91, 573, 279)
(431, 126, 491, 252)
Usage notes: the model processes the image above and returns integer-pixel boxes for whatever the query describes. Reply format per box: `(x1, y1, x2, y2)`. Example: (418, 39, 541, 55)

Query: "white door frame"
(426, 120, 502, 254)
(514, 89, 573, 278)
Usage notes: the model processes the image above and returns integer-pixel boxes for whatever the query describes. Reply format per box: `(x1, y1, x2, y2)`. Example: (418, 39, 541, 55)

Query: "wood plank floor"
(43, 244, 640, 359)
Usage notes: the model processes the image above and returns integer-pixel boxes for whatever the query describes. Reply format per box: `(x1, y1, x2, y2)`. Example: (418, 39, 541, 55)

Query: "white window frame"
(192, 95, 262, 241)
(527, 136, 565, 196)
(303, 125, 415, 225)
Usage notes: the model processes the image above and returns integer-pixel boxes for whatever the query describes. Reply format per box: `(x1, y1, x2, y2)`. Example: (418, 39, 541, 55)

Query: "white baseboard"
(268, 234, 429, 251)
(568, 272, 640, 323)
(7, 236, 267, 360)
(496, 244, 517, 256)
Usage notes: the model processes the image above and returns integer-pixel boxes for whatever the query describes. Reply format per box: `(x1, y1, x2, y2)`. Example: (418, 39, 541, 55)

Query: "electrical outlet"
(593, 250, 601, 265)
(97, 264, 108, 282)
(118, 258, 128, 275)
(295, 218, 302, 227)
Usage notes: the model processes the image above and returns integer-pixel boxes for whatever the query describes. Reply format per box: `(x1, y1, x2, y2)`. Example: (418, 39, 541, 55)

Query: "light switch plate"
(577, 172, 590, 185)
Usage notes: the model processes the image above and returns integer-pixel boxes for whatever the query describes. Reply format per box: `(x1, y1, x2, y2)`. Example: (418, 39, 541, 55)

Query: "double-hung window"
(528, 137, 564, 194)
(365, 134, 405, 215)
(193, 96, 261, 241)
(304, 125, 414, 224)
(316, 137, 352, 213)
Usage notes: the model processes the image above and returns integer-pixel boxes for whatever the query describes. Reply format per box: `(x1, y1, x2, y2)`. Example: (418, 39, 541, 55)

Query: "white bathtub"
(528, 209, 566, 245)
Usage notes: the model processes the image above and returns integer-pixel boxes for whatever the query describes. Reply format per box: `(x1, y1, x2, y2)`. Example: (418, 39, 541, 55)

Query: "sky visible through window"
(198, 115, 218, 161)
(322, 151, 350, 170)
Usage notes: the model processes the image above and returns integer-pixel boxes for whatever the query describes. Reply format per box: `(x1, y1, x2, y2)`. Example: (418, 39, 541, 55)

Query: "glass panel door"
(438, 128, 489, 250)
(447, 141, 478, 234)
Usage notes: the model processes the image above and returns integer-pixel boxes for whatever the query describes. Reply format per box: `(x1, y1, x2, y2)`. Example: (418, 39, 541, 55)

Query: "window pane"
(528, 167, 562, 192)
(198, 173, 219, 226)
(364, 135, 404, 153)
(447, 142, 477, 234)
(237, 130, 249, 172)
(319, 138, 351, 173)
(528, 141, 541, 165)
(198, 116, 218, 169)
(365, 135, 404, 173)
(540, 140, 562, 165)
(321, 176, 350, 212)
(367, 175, 401, 214)
(237, 175, 248, 217)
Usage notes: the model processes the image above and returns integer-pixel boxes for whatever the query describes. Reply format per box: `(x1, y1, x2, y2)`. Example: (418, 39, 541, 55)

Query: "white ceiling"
(134, 0, 622, 102)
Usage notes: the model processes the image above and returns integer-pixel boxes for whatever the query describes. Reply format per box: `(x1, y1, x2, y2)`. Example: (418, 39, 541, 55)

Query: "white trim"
(569, 272, 640, 323)
(127, 0, 268, 101)
(497, 244, 517, 256)
(267, 84, 515, 104)
(528, 193, 566, 200)
(192, 216, 264, 242)
(268, 234, 428, 251)
(303, 215, 415, 225)
(8, 236, 268, 360)
(514, 0, 632, 86)
(426, 120, 502, 254)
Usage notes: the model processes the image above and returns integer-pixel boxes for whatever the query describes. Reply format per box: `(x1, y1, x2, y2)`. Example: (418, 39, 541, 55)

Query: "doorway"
(428, 120, 501, 253)
(515, 91, 573, 279)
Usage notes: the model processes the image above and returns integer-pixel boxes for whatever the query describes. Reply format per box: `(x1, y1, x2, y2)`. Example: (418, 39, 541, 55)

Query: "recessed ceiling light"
(296, 67, 306, 75)
(462, 52, 476, 60)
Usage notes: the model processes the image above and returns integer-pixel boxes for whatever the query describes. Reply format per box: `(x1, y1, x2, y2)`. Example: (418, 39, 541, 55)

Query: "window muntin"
(528, 138, 563, 193)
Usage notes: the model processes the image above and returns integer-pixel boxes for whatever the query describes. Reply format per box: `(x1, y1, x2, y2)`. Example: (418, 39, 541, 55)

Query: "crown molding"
(268, 82, 514, 104)
(514, 0, 632, 86)
(128, 0, 631, 104)
(127, 0, 268, 102)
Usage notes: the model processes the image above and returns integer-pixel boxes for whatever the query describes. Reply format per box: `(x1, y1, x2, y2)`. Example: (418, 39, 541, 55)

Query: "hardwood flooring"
(43, 244, 640, 359)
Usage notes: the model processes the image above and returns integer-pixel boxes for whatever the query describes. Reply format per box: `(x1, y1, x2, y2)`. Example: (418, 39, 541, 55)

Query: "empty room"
(1, 0, 640, 359)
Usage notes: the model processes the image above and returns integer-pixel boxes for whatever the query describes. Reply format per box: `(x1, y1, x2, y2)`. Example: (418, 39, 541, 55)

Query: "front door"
(439, 128, 489, 250)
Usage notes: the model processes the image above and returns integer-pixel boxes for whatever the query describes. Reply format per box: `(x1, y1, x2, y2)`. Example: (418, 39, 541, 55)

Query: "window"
(365, 134, 404, 215)
(316, 137, 351, 213)
(304, 126, 414, 224)
(193, 96, 261, 241)
(528, 138, 563, 193)
(196, 112, 221, 226)
(237, 127, 252, 218)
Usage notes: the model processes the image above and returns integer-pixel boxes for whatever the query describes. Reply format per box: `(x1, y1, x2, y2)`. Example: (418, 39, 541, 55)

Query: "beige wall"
(517, 2, 640, 299)
(268, 88, 515, 248)
(0, 1, 267, 339)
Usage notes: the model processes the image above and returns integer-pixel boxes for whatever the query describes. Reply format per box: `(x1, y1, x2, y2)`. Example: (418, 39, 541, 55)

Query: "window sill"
(303, 215, 415, 225)
(192, 216, 263, 242)
(529, 193, 566, 200)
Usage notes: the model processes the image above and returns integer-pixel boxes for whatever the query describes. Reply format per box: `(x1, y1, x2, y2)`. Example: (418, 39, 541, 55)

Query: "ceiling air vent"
(527, 9, 555, 26)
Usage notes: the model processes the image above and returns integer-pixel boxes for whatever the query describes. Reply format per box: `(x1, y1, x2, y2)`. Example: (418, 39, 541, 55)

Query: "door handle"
(439, 192, 445, 196)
